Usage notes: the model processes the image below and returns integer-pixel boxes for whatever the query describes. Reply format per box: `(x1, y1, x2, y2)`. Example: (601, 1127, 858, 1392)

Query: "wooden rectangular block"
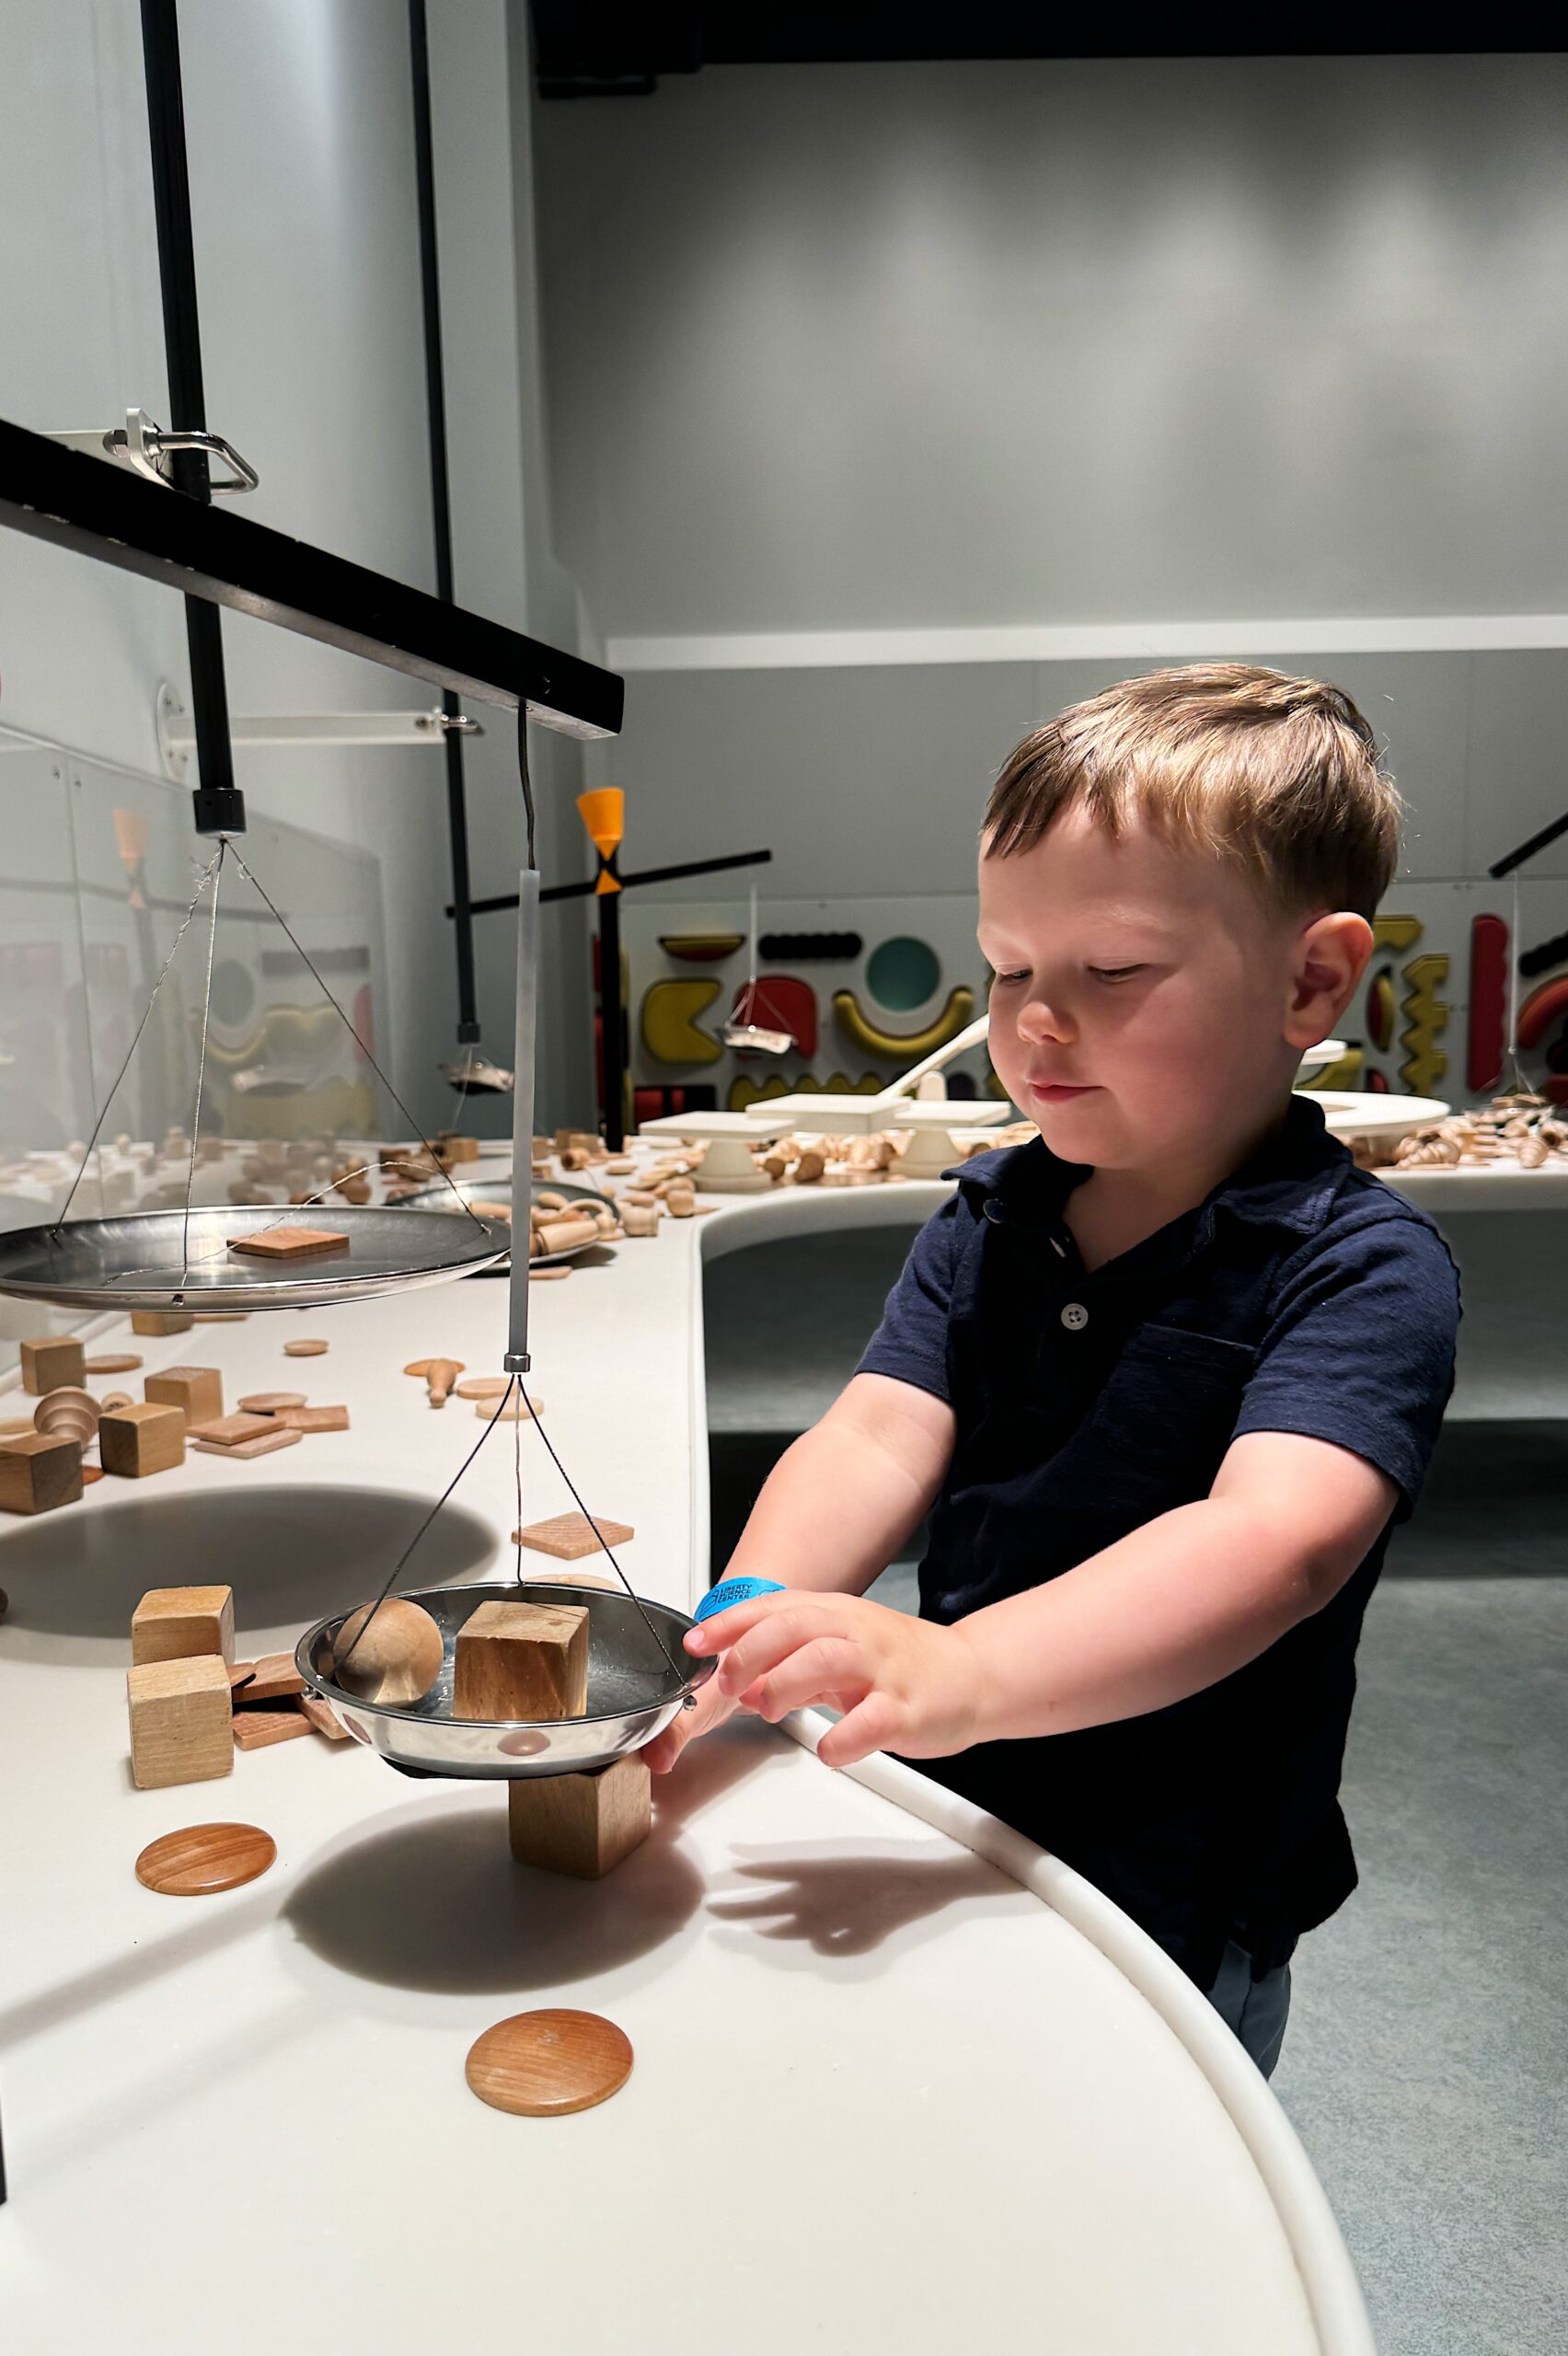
(507, 1754, 651, 1879)
(453, 1599, 589, 1721)
(232, 1704, 312, 1751)
(144, 1365, 225, 1424)
(519, 1511, 635, 1562)
(187, 1411, 276, 1448)
(239, 1651, 306, 1702)
(19, 1334, 86, 1396)
(132, 1310, 194, 1336)
(226, 1228, 349, 1260)
(127, 1655, 234, 1790)
(99, 1402, 185, 1478)
(0, 1433, 83, 1516)
(132, 1584, 235, 1667)
(191, 1426, 303, 1461)
(298, 1693, 351, 1739)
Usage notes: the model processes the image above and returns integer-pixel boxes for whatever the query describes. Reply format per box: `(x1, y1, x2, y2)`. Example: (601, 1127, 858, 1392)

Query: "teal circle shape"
(866, 935, 940, 1014)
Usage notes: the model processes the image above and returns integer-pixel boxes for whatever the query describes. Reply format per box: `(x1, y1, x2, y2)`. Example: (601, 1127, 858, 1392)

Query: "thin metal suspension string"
(180, 835, 226, 1283)
(519, 1376, 685, 1683)
(223, 837, 485, 1228)
(52, 845, 224, 1234)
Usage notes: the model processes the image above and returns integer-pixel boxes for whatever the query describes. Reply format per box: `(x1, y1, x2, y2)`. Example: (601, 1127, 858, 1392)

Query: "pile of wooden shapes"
(126, 1586, 350, 1783)
(231, 1648, 351, 1749)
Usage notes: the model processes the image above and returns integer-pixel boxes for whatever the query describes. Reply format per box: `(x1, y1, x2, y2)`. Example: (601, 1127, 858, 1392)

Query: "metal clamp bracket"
(46, 407, 259, 495)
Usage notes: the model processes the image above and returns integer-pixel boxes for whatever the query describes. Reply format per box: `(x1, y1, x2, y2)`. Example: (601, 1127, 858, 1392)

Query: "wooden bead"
(329, 1598, 445, 1704)
(465, 2009, 632, 2117)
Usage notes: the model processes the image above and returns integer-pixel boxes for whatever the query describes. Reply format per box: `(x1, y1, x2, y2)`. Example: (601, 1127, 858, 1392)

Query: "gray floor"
(703, 1239, 1568, 2356)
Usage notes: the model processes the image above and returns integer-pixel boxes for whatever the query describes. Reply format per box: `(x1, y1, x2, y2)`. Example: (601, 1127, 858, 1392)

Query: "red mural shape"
(730, 976, 817, 1059)
(1466, 915, 1508, 1093)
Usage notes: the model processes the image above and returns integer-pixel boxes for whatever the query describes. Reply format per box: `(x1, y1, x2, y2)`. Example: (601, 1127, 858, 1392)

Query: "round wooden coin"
(465, 2009, 633, 2118)
(237, 1391, 306, 1414)
(85, 1352, 143, 1374)
(135, 1822, 277, 1897)
(283, 1339, 329, 1357)
(455, 1377, 511, 1401)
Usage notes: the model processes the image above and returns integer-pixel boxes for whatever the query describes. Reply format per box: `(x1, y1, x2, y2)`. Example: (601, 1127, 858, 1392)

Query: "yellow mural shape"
(1400, 952, 1449, 1094)
(832, 986, 976, 1061)
(1372, 914, 1423, 953)
(640, 977, 722, 1065)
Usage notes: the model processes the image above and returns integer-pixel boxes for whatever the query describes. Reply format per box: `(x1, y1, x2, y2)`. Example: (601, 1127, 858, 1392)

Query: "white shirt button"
(1061, 1301, 1089, 1332)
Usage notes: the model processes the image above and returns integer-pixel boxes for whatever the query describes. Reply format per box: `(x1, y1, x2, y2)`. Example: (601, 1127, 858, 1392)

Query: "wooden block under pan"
(226, 1228, 349, 1260)
(507, 1753, 651, 1880)
(191, 1426, 303, 1461)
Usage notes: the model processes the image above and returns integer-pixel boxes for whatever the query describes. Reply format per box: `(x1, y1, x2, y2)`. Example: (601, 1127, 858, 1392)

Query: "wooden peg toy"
(131, 1310, 195, 1336)
(144, 1365, 225, 1426)
(98, 1391, 134, 1414)
(329, 1598, 445, 1703)
(127, 1656, 233, 1789)
(132, 1584, 235, 1667)
(0, 1433, 83, 1516)
(32, 1387, 101, 1449)
(283, 1338, 329, 1357)
(507, 1753, 651, 1880)
(19, 1334, 86, 1396)
(520, 1511, 635, 1562)
(453, 1599, 589, 1721)
(227, 1228, 350, 1260)
(404, 1357, 464, 1407)
(98, 1403, 185, 1479)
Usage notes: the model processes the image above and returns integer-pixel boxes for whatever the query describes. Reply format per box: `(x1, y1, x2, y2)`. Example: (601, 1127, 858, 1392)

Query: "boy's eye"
(990, 970, 1029, 987)
(1087, 964, 1147, 984)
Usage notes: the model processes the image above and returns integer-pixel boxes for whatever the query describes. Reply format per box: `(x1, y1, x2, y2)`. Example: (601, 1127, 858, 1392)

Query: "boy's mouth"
(1028, 1080, 1099, 1103)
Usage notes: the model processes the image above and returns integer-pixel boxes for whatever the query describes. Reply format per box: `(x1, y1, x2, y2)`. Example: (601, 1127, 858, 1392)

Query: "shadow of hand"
(707, 1842, 1025, 1962)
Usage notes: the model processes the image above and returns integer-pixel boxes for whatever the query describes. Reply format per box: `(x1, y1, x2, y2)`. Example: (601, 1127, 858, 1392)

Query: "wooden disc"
(283, 1339, 329, 1357)
(455, 1377, 511, 1401)
(85, 1353, 143, 1374)
(237, 1391, 307, 1413)
(466, 2009, 632, 2118)
(135, 1822, 276, 1897)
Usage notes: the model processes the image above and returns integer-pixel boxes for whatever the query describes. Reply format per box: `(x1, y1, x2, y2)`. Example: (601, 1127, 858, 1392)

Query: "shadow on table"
(0, 1483, 498, 1662)
(280, 1721, 771, 2001)
(705, 1842, 1031, 1975)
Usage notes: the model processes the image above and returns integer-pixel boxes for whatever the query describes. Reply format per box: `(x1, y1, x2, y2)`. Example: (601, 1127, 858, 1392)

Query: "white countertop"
(0, 1151, 1370, 2354)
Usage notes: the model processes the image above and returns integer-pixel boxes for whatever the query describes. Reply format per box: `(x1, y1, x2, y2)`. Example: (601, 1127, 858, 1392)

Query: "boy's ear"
(1284, 912, 1374, 1047)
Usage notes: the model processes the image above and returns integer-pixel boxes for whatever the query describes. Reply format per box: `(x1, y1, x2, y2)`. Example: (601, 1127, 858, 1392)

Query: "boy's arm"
(686, 1430, 1396, 1769)
(641, 1372, 954, 1771)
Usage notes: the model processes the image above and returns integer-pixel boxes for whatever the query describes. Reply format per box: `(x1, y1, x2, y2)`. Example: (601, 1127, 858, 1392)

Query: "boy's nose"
(1018, 996, 1075, 1045)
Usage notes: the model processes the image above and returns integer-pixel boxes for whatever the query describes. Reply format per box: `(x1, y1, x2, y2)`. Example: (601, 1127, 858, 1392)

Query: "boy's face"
(978, 806, 1337, 1174)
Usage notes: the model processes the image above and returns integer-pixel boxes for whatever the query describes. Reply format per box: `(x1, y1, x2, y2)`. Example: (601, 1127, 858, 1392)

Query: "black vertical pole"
(598, 884, 625, 1149)
(409, 0, 480, 1045)
(139, 0, 244, 837)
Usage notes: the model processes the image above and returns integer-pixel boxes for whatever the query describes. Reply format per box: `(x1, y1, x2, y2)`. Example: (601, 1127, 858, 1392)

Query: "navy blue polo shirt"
(856, 1093, 1461, 1987)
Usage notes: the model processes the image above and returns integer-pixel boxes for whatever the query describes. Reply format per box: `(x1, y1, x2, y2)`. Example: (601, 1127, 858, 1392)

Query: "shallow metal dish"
(0, 1204, 507, 1312)
(401, 1173, 612, 1270)
(295, 1580, 714, 1779)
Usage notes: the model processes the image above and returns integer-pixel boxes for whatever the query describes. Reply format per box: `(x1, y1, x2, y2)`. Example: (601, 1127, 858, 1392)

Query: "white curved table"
(0, 1156, 1371, 2354)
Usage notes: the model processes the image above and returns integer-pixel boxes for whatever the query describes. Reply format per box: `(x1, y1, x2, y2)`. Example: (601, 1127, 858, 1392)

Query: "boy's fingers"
(816, 1692, 900, 1769)
(743, 1635, 868, 1722)
(714, 1603, 848, 1694)
(685, 1591, 796, 1655)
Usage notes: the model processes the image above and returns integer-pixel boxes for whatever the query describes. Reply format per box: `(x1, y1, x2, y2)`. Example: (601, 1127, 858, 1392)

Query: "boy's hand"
(640, 1673, 741, 1775)
(684, 1589, 986, 1770)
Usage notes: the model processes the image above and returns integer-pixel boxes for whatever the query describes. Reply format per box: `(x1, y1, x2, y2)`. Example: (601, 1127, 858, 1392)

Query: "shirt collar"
(950, 1092, 1349, 1242)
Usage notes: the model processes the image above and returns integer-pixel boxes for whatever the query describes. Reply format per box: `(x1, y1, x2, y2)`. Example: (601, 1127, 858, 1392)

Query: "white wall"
(536, 54, 1568, 641)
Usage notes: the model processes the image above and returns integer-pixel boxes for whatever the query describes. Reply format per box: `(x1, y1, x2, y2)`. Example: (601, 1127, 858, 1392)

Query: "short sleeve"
(1231, 1208, 1461, 1519)
(854, 1193, 968, 1406)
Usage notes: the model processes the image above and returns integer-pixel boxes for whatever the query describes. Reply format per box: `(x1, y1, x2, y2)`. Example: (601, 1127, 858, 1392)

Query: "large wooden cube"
(453, 1599, 589, 1721)
(19, 1335, 86, 1396)
(507, 1754, 651, 1879)
(0, 1433, 83, 1516)
(144, 1365, 224, 1425)
(131, 1310, 194, 1336)
(132, 1584, 235, 1667)
(127, 1656, 233, 1790)
(99, 1403, 185, 1478)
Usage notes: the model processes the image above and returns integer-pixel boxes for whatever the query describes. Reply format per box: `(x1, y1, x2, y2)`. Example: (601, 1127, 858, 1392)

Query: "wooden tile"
(191, 1426, 303, 1461)
(454, 1600, 588, 1722)
(466, 2009, 632, 2117)
(85, 1353, 143, 1374)
(238, 1651, 306, 1703)
(133, 1585, 235, 1668)
(297, 1693, 351, 1739)
(187, 1411, 278, 1448)
(232, 1705, 312, 1751)
(144, 1365, 224, 1424)
(229, 1661, 256, 1692)
(127, 1656, 233, 1790)
(19, 1335, 86, 1396)
(135, 1821, 276, 1895)
(282, 1338, 329, 1357)
(227, 1229, 349, 1260)
(0, 1433, 83, 1516)
(272, 1404, 349, 1432)
(477, 1394, 543, 1422)
(507, 1754, 651, 1880)
(519, 1511, 634, 1562)
(99, 1403, 185, 1478)
(455, 1377, 511, 1401)
(236, 1391, 306, 1415)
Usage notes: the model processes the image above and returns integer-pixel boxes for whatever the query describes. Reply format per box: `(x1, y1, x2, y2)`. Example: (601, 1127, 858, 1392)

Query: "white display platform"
(0, 1153, 1370, 2354)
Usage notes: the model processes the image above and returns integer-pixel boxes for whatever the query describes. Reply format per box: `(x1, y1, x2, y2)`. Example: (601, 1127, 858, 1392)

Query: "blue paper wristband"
(694, 1576, 785, 1623)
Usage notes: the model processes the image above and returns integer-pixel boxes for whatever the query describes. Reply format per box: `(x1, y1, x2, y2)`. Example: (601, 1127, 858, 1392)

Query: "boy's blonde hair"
(983, 664, 1401, 919)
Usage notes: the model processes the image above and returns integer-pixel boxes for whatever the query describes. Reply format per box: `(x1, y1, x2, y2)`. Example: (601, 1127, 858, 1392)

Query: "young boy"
(646, 664, 1460, 2078)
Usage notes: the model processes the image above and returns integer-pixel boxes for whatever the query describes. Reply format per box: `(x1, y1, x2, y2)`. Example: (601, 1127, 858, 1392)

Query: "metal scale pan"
(295, 1580, 714, 1779)
(400, 1173, 613, 1270)
(0, 1203, 507, 1313)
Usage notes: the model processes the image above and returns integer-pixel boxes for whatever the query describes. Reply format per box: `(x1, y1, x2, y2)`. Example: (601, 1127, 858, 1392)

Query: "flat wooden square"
(232, 1705, 312, 1751)
(237, 1651, 306, 1702)
(519, 1511, 634, 1561)
(188, 1412, 280, 1447)
(227, 1228, 350, 1260)
(272, 1404, 350, 1432)
(191, 1426, 303, 1461)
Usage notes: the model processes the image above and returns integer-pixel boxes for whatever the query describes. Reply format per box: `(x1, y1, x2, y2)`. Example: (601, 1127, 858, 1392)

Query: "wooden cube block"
(227, 1228, 349, 1260)
(144, 1365, 224, 1425)
(19, 1334, 86, 1396)
(507, 1754, 651, 1879)
(454, 1599, 589, 1721)
(131, 1310, 194, 1336)
(0, 1433, 83, 1516)
(519, 1511, 635, 1562)
(127, 1656, 233, 1790)
(132, 1584, 235, 1667)
(99, 1402, 185, 1478)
